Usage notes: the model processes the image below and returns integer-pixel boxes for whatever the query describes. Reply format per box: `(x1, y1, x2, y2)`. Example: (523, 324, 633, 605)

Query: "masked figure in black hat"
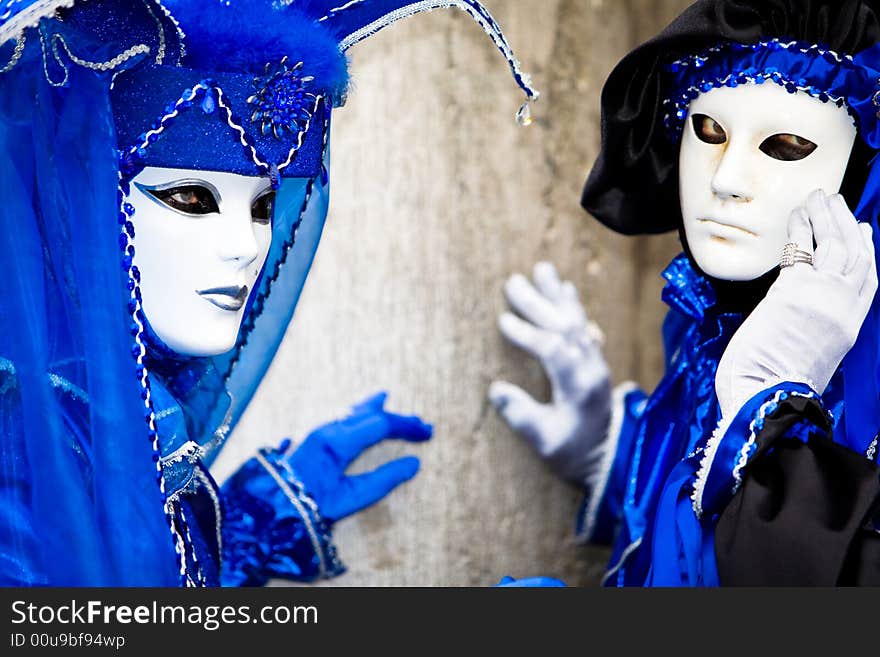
(491, 0, 880, 586)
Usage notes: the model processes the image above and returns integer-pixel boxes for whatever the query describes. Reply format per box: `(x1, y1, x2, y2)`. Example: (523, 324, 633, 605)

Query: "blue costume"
(578, 0, 880, 586)
(0, 0, 536, 586)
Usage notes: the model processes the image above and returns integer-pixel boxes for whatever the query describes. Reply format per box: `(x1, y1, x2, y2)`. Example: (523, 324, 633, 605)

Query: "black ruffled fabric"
(581, 0, 880, 235)
(715, 395, 880, 586)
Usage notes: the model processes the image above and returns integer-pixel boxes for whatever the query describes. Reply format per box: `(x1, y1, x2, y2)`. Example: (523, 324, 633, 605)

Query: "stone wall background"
(212, 0, 692, 586)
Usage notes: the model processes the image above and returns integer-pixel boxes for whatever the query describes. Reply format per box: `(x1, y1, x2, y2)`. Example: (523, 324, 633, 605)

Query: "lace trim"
(159, 440, 203, 466)
(0, 0, 73, 45)
(692, 388, 818, 518)
(731, 390, 818, 495)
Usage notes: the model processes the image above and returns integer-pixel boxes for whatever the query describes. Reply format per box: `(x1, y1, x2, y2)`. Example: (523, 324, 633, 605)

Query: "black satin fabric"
(582, 0, 880, 235)
(715, 395, 880, 586)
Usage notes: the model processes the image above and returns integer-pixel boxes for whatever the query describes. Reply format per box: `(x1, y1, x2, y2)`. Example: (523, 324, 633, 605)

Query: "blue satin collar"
(660, 253, 717, 321)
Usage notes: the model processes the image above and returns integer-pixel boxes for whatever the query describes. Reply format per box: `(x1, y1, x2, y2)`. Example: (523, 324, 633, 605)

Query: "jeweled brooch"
(248, 56, 316, 139)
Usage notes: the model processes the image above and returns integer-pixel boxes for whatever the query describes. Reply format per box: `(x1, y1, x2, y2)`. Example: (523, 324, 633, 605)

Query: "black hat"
(581, 0, 880, 236)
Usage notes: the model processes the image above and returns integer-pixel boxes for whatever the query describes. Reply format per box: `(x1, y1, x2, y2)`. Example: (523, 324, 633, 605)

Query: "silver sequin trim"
(254, 450, 327, 577)
(47, 372, 89, 403)
(154, 0, 186, 63)
(670, 39, 854, 69)
(120, 181, 189, 583)
(142, 0, 166, 65)
(159, 440, 203, 466)
(0, 357, 16, 395)
(0, 0, 74, 45)
(0, 32, 24, 73)
(692, 389, 818, 518)
(52, 34, 150, 72)
(336, 0, 538, 100)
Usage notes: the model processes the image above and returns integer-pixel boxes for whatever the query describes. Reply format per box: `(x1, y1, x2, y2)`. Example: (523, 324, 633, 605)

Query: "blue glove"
(285, 391, 433, 522)
(496, 576, 567, 587)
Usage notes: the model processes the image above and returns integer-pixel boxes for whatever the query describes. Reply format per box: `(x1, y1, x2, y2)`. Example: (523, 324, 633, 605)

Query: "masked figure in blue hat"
(491, 0, 880, 586)
(0, 0, 536, 586)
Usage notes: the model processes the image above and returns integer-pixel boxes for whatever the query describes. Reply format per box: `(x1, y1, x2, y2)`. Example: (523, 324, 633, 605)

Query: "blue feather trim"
(163, 1, 349, 99)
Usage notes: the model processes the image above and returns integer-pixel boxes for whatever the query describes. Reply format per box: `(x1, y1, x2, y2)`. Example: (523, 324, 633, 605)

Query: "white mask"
(679, 82, 857, 281)
(130, 167, 274, 357)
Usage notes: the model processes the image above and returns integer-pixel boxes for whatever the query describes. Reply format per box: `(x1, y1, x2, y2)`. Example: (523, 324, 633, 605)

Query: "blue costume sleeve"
(645, 382, 823, 586)
(219, 445, 345, 587)
(576, 382, 649, 545)
(646, 379, 880, 586)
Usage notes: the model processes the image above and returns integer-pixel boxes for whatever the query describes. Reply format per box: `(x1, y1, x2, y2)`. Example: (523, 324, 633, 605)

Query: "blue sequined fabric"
(220, 447, 344, 586)
(662, 38, 880, 148)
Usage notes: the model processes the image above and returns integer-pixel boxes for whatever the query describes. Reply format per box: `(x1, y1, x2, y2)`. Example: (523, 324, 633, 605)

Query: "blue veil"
(0, 0, 535, 585)
(0, 55, 183, 584)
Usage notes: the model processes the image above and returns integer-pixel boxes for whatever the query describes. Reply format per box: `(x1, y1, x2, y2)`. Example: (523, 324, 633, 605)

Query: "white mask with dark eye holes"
(130, 167, 275, 357)
(679, 82, 857, 282)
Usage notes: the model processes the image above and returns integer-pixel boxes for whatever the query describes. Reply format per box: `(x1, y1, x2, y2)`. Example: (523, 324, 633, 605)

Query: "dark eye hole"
(759, 133, 818, 161)
(251, 191, 276, 226)
(692, 114, 727, 145)
(148, 185, 219, 215)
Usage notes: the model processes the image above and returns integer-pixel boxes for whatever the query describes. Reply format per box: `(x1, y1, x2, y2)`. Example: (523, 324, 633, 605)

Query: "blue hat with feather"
(0, 0, 538, 587)
(0, 0, 537, 183)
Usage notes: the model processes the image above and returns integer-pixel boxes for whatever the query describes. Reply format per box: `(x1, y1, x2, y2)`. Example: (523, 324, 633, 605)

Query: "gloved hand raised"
(285, 392, 433, 522)
(715, 190, 878, 419)
(489, 262, 612, 485)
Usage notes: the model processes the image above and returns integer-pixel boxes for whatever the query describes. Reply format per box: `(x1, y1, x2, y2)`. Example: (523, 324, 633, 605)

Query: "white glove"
(489, 262, 612, 484)
(715, 189, 878, 420)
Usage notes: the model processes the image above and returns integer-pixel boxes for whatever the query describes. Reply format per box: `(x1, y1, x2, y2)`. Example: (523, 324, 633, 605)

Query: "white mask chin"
(679, 82, 857, 282)
(130, 167, 275, 357)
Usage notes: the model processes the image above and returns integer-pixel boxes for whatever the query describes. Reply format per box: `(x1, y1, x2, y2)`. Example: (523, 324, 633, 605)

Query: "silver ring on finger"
(780, 242, 813, 268)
